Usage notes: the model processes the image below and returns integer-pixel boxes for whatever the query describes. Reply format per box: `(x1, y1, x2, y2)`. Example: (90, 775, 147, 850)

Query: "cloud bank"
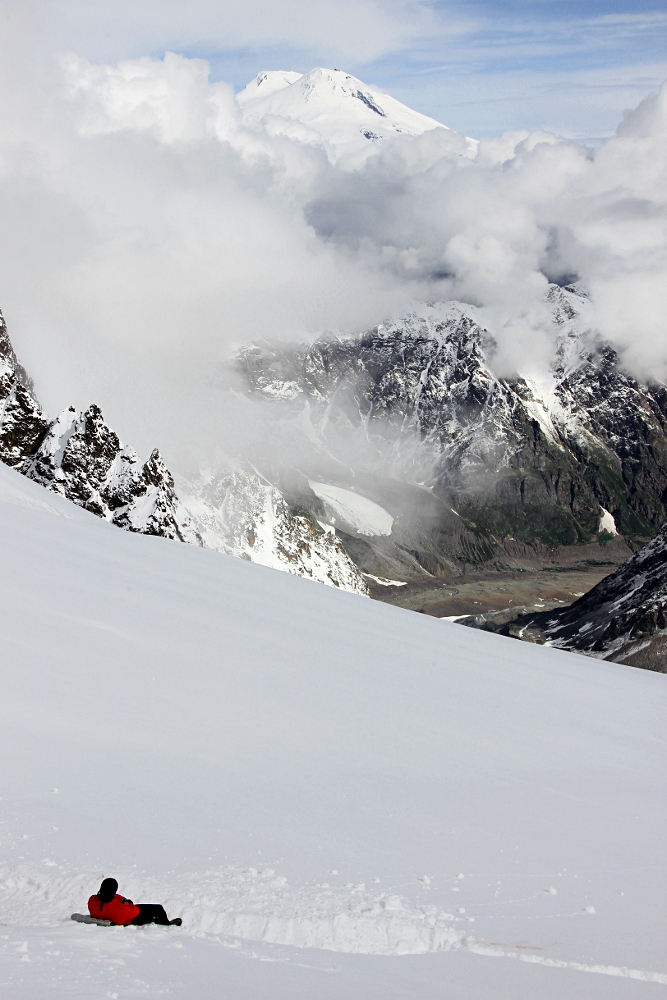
(0, 40, 664, 469)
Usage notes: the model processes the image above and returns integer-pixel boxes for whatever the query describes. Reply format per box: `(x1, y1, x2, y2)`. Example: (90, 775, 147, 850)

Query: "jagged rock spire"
(0, 310, 49, 467)
(0, 310, 200, 545)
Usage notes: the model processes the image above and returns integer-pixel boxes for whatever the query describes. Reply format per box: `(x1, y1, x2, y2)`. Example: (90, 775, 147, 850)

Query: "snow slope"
(309, 480, 394, 536)
(238, 67, 478, 160)
(0, 461, 666, 998)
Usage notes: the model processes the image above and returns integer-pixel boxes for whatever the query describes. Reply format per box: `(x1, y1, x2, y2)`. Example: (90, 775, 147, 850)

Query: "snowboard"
(71, 912, 113, 926)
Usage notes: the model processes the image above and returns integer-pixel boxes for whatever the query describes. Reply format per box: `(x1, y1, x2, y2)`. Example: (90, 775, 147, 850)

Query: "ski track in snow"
(0, 864, 465, 956)
(1, 864, 666, 984)
(466, 943, 667, 984)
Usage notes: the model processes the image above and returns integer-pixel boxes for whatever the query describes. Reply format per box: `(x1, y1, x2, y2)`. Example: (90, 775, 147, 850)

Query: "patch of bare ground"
(371, 565, 622, 620)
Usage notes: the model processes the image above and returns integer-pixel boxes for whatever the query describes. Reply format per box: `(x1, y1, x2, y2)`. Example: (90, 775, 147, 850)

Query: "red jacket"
(88, 893, 140, 925)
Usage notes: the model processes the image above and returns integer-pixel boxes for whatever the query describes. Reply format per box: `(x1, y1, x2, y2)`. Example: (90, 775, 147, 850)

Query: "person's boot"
(169, 917, 182, 926)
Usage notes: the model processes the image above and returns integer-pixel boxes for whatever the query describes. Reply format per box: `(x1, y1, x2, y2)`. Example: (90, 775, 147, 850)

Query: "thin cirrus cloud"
(365, 2, 667, 136)
(35, 0, 429, 64)
(419, 5, 667, 70)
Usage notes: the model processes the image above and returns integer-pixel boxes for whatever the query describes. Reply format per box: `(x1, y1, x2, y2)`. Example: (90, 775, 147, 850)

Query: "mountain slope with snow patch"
(238, 286, 667, 557)
(0, 308, 368, 595)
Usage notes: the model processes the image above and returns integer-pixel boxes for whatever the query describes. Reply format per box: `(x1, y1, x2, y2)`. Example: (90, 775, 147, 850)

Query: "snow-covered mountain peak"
(236, 70, 303, 106)
(238, 66, 477, 160)
(290, 67, 402, 110)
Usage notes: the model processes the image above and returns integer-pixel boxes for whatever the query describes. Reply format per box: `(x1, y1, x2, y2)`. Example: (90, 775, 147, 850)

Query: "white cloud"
(0, 47, 415, 462)
(29, 0, 429, 64)
(304, 80, 667, 380)
(0, 40, 664, 470)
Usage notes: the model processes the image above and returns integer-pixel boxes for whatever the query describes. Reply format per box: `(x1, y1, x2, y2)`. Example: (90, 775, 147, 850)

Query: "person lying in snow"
(88, 878, 182, 926)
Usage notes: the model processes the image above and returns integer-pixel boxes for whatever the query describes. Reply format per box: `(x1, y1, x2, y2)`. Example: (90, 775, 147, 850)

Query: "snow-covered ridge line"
(177, 469, 369, 594)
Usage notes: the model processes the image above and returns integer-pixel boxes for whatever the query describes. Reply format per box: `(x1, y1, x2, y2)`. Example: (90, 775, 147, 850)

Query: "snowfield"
(309, 481, 394, 536)
(0, 462, 666, 999)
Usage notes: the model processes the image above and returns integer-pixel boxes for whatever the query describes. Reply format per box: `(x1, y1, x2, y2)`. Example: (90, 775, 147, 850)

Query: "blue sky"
(203, 1, 667, 137)
(32, 0, 667, 137)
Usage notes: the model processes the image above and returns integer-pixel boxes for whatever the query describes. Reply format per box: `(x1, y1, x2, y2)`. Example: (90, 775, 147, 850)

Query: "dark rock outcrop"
(0, 309, 200, 544)
(0, 311, 49, 467)
(465, 524, 667, 671)
(23, 404, 200, 542)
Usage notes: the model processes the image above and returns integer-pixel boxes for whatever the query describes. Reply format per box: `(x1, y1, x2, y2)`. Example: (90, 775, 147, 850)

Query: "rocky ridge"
(237, 286, 667, 562)
(0, 310, 369, 595)
(0, 313, 47, 468)
(458, 524, 667, 671)
(24, 404, 200, 543)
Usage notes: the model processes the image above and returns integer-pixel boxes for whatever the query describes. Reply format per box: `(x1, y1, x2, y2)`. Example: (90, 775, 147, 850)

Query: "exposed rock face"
(23, 404, 201, 542)
(0, 309, 369, 594)
(2, 309, 199, 543)
(468, 524, 667, 672)
(237, 287, 667, 552)
(0, 311, 49, 467)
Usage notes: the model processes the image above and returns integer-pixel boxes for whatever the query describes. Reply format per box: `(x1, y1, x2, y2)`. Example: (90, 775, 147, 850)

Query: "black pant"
(131, 904, 171, 926)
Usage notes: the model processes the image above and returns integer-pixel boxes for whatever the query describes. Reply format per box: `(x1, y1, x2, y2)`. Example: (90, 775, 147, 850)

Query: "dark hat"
(98, 877, 118, 903)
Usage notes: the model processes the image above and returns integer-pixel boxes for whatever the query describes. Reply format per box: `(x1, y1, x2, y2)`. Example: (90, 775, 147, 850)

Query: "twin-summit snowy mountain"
(236, 67, 478, 160)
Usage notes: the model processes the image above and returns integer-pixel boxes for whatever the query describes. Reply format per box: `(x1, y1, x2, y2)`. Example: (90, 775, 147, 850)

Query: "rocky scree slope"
(461, 523, 667, 672)
(0, 310, 368, 595)
(237, 286, 667, 579)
